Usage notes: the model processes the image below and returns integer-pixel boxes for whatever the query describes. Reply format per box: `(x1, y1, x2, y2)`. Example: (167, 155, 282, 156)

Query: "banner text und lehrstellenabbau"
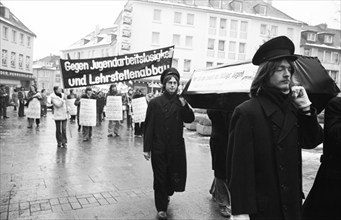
(60, 46, 174, 89)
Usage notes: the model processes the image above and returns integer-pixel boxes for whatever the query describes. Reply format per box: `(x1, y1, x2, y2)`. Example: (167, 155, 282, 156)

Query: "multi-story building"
(300, 23, 341, 89)
(62, 0, 302, 92)
(32, 55, 61, 93)
(0, 2, 36, 95)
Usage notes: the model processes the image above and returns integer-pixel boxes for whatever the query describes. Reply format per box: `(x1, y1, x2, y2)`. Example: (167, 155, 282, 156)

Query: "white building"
(300, 23, 341, 89)
(0, 2, 36, 93)
(62, 0, 303, 92)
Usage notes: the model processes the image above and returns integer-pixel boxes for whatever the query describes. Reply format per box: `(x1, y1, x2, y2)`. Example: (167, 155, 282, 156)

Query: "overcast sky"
(2, 0, 340, 61)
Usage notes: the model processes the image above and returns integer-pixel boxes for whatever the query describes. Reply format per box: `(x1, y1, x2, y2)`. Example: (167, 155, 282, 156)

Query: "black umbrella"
(182, 56, 340, 114)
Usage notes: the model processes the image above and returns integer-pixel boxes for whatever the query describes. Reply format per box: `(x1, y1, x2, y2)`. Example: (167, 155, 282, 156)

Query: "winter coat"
(226, 95, 323, 220)
(207, 110, 232, 179)
(50, 93, 68, 120)
(144, 92, 194, 192)
(302, 97, 341, 220)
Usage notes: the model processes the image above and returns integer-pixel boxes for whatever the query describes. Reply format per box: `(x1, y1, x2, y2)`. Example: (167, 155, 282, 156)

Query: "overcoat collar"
(160, 93, 181, 119)
(257, 96, 297, 143)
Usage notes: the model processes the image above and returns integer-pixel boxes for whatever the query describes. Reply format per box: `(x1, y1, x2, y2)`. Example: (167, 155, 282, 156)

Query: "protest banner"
(106, 96, 123, 121)
(79, 99, 96, 126)
(26, 98, 41, 119)
(60, 46, 174, 88)
(66, 98, 77, 115)
(132, 97, 147, 123)
(182, 56, 340, 113)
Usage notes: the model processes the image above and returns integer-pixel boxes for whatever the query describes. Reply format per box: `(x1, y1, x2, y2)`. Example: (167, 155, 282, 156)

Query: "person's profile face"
(165, 77, 178, 95)
(268, 60, 292, 94)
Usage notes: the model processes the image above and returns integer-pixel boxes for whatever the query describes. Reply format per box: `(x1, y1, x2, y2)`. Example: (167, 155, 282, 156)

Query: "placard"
(26, 98, 41, 119)
(132, 97, 147, 123)
(66, 98, 77, 115)
(106, 96, 123, 120)
(79, 99, 96, 126)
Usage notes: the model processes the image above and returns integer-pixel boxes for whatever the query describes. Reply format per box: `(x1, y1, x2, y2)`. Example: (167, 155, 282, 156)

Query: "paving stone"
(61, 203, 72, 211)
(7, 210, 19, 219)
(49, 198, 59, 206)
(97, 198, 109, 206)
(31, 209, 53, 217)
(19, 208, 30, 217)
(67, 196, 78, 203)
(19, 201, 29, 210)
(70, 202, 82, 210)
(0, 205, 8, 213)
(40, 201, 51, 211)
(93, 193, 104, 200)
(0, 212, 7, 220)
(106, 197, 117, 204)
(78, 198, 88, 205)
(100, 192, 112, 199)
(81, 202, 100, 208)
(30, 203, 41, 212)
(51, 204, 63, 213)
(86, 196, 97, 204)
(8, 202, 19, 212)
(58, 197, 69, 204)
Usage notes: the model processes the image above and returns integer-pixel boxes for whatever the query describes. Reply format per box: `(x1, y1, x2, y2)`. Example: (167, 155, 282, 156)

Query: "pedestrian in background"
(26, 85, 41, 128)
(11, 88, 18, 111)
(107, 84, 122, 137)
(40, 89, 48, 117)
(143, 68, 194, 220)
(302, 95, 341, 220)
(0, 85, 9, 119)
(207, 109, 232, 218)
(132, 89, 145, 137)
(50, 86, 68, 148)
(96, 91, 106, 125)
(75, 87, 96, 141)
(67, 89, 77, 123)
(18, 87, 26, 117)
(226, 36, 323, 220)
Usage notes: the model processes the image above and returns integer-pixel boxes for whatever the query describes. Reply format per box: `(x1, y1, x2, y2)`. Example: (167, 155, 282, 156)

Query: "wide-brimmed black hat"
(160, 67, 180, 84)
(252, 36, 297, 65)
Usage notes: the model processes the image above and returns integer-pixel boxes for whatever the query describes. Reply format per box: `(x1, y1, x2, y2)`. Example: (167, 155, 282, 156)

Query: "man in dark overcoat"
(143, 67, 194, 220)
(302, 96, 341, 220)
(226, 36, 323, 220)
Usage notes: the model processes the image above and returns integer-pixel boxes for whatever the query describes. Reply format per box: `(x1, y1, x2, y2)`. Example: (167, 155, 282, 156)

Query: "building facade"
(61, 0, 303, 92)
(0, 2, 36, 95)
(32, 55, 61, 94)
(300, 23, 341, 89)
(113, 0, 302, 82)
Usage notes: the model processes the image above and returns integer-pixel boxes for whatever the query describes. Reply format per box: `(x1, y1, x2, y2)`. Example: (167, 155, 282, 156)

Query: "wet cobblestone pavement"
(0, 108, 322, 219)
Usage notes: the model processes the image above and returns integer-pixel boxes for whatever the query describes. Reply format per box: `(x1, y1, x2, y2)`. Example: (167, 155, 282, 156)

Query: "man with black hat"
(226, 36, 323, 220)
(143, 67, 194, 219)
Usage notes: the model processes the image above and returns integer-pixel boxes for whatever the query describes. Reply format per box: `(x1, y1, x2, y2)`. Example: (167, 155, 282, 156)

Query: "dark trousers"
(18, 100, 25, 117)
(55, 120, 67, 145)
(41, 105, 47, 116)
(134, 122, 144, 135)
(0, 104, 7, 117)
(28, 118, 40, 126)
(83, 126, 92, 139)
(70, 115, 76, 122)
(154, 190, 170, 212)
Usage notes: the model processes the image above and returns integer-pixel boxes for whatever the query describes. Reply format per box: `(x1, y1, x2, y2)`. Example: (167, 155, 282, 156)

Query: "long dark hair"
(162, 74, 179, 92)
(250, 58, 296, 98)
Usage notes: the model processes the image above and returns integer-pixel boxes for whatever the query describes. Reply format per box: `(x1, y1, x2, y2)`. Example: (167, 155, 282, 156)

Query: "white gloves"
(291, 86, 311, 110)
(231, 214, 250, 220)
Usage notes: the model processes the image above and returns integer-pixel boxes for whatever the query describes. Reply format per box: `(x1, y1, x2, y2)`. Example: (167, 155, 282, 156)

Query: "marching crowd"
(1, 35, 340, 220)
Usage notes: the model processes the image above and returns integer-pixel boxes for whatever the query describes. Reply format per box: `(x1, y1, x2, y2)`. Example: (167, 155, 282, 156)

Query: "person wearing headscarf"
(226, 36, 323, 220)
(143, 67, 194, 220)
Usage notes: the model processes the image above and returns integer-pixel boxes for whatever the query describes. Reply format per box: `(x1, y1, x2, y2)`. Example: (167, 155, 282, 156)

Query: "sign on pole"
(60, 46, 174, 88)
